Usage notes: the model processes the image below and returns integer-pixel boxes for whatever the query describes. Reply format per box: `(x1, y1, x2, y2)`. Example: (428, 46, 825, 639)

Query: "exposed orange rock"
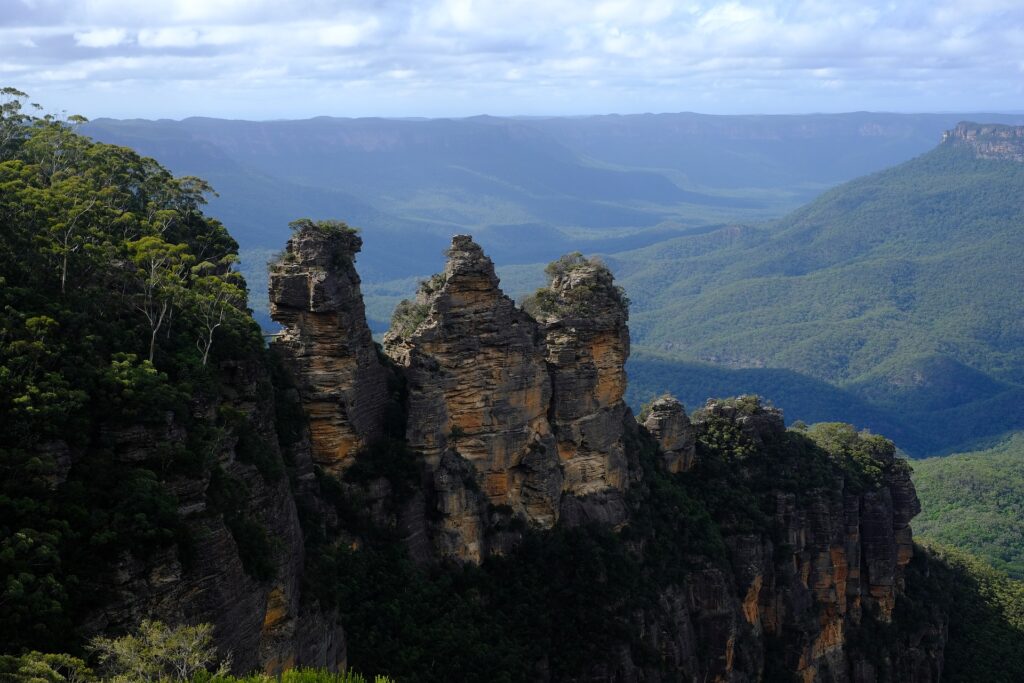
(269, 224, 389, 475)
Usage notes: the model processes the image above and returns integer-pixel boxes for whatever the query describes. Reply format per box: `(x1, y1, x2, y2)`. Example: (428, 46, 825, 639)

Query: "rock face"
(532, 255, 633, 510)
(263, 230, 944, 680)
(384, 236, 562, 561)
(585, 400, 941, 683)
(269, 224, 389, 475)
(943, 121, 1024, 161)
(86, 359, 344, 675)
(642, 396, 696, 473)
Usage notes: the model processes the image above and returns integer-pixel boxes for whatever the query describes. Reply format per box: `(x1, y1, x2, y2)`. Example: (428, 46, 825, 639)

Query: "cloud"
(73, 27, 129, 48)
(1, 0, 1022, 118)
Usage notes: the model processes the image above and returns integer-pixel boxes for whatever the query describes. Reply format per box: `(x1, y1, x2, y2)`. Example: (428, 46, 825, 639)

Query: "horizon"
(4, 0, 1023, 120)
(78, 109, 1024, 124)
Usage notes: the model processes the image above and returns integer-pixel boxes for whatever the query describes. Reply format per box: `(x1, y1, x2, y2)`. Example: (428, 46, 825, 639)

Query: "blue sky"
(2, 0, 1023, 120)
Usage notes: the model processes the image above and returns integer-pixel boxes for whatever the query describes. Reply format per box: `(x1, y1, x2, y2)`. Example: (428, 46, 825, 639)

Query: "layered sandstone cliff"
(942, 121, 1024, 162)
(269, 223, 389, 475)
(262, 230, 943, 681)
(375, 237, 642, 560)
(529, 254, 633, 519)
(85, 358, 344, 675)
(382, 236, 562, 560)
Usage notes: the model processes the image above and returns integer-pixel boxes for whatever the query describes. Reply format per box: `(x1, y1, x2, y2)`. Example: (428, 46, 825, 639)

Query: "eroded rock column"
(384, 235, 562, 561)
(269, 222, 389, 475)
(529, 255, 633, 509)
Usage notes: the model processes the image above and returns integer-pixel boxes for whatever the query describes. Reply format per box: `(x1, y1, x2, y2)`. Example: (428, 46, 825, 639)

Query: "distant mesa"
(943, 121, 1024, 161)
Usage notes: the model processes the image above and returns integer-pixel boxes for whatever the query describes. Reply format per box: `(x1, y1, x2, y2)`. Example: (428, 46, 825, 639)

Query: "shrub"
(90, 620, 229, 683)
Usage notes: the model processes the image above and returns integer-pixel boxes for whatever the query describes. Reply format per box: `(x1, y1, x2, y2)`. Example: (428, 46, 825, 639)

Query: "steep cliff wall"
(942, 121, 1024, 161)
(269, 222, 389, 475)
(528, 254, 634, 524)
(80, 357, 344, 675)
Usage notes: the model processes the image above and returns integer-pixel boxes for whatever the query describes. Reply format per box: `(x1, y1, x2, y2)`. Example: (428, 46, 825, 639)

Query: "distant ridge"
(621, 124, 1024, 456)
(943, 121, 1024, 161)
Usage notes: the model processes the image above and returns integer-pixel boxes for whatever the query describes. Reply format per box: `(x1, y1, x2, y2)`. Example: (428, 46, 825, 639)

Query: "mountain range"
(84, 113, 1024, 457)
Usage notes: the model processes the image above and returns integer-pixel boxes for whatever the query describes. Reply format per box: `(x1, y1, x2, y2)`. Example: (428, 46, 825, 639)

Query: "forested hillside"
(0, 88, 330, 667)
(621, 131, 1024, 455)
(913, 434, 1024, 579)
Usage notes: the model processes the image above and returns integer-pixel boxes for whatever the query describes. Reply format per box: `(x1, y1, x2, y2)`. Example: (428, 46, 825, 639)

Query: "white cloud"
(137, 27, 201, 48)
(4, 0, 1023, 118)
(317, 18, 380, 48)
(73, 27, 129, 48)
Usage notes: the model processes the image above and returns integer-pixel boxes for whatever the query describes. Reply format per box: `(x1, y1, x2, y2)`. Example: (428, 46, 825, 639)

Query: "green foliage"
(543, 251, 589, 280)
(0, 91, 273, 653)
(287, 218, 357, 237)
(913, 433, 1024, 578)
(898, 543, 1024, 682)
(387, 300, 430, 339)
(90, 620, 228, 683)
(0, 651, 94, 682)
(314, 527, 648, 683)
(522, 252, 626, 319)
(417, 272, 446, 296)
(197, 671, 391, 683)
(804, 422, 895, 492)
(619, 143, 1024, 455)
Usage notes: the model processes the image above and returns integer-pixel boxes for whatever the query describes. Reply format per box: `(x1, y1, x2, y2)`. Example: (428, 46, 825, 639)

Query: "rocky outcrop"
(384, 236, 562, 562)
(559, 399, 940, 683)
(269, 223, 389, 475)
(262, 230, 944, 680)
(942, 121, 1024, 161)
(530, 254, 633, 513)
(378, 238, 646, 560)
(642, 396, 696, 473)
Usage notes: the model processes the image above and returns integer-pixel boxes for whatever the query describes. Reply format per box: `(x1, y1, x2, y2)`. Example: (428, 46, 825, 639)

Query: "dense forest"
(620, 140, 1024, 456)
(913, 433, 1024, 579)
(0, 87, 260, 651)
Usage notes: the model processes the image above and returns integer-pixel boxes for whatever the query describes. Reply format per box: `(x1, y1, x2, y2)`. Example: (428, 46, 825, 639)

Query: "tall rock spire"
(268, 221, 389, 475)
(385, 235, 561, 561)
(526, 253, 633, 523)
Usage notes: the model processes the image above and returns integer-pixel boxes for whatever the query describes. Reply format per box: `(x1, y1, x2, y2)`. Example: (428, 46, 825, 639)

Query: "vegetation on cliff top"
(521, 252, 628, 319)
(0, 620, 391, 683)
(0, 89, 272, 653)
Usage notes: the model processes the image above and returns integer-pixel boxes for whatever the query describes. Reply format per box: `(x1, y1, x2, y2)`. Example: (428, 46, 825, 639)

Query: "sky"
(1, 0, 1023, 120)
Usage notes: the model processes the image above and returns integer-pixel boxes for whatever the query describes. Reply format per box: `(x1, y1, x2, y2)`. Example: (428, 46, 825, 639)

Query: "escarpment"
(269, 222, 389, 475)
(942, 121, 1024, 161)
(265, 229, 945, 680)
(82, 359, 344, 675)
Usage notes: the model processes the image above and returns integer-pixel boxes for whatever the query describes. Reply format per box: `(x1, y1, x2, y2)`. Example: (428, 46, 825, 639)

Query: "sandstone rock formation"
(261, 230, 943, 680)
(530, 254, 633, 508)
(86, 358, 344, 675)
(943, 121, 1024, 161)
(269, 222, 389, 475)
(384, 236, 562, 561)
(642, 395, 696, 473)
